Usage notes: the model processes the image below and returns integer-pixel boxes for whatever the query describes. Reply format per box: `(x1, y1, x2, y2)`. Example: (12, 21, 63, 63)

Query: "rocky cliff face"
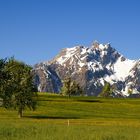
(33, 41, 140, 96)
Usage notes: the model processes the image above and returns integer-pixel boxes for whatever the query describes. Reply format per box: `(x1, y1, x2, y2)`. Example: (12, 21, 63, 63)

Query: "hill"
(0, 94, 140, 140)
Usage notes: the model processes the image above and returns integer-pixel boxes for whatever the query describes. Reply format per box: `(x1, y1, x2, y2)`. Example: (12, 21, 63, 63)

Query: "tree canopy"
(0, 58, 38, 118)
(61, 77, 84, 97)
(99, 82, 113, 97)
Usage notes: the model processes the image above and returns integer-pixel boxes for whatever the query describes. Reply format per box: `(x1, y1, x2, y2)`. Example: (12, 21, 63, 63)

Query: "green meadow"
(0, 93, 140, 140)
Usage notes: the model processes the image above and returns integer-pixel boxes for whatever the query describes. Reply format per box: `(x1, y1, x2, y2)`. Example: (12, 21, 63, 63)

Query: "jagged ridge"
(33, 41, 140, 96)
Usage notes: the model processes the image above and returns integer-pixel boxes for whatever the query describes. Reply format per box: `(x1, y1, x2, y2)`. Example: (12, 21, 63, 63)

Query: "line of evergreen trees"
(60, 77, 115, 98)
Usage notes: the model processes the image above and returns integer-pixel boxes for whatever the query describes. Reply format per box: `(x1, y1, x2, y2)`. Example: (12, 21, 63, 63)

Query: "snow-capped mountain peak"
(33, 41, 140, 96)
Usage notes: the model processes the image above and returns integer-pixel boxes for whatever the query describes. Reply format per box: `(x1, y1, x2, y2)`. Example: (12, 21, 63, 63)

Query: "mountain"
(33, 41, 140, 96)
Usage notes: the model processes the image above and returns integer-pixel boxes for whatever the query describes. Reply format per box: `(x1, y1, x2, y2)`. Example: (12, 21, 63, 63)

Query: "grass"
(0, 93, 140, 139)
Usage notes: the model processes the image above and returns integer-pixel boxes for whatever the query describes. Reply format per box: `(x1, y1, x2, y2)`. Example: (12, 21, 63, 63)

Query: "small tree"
(61, 77, 83, 97)
(0, 58, 37, 118)
(61, 77, 72, 97)
(99, 82, 113, 97)
(71, 81, 84, 96)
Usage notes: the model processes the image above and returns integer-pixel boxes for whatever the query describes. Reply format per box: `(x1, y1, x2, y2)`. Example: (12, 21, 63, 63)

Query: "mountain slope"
(33, 41, 140, 96)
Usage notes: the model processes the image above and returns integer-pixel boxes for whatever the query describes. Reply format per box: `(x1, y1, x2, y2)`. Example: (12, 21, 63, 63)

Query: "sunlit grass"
(0, 93, 140, 140)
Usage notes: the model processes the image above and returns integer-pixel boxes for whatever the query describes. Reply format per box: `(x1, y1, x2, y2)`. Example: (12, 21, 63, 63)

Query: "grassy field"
(0, 93, 140, 140)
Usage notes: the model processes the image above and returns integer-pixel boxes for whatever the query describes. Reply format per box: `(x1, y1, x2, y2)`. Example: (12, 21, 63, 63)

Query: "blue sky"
(0, 0, 140, 65)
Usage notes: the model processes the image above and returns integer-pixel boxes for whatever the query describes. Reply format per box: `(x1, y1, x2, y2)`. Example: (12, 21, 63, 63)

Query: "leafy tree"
(0, 58, 37, 118)
(61, 77, 83, 97)
(0, 58, 12, 108)
(71, 81, 84, 96)
(99, 82, 113, 97)
(61, 77, 72, 97)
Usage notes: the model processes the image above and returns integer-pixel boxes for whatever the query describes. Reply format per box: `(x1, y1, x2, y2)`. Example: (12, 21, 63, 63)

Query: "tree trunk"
(18, 108, 23, 118)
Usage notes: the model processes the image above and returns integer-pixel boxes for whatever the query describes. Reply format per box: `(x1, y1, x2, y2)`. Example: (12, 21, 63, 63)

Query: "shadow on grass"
(38, 99, 69, 102)
(25, 115, 80, 119)
(76, 100, 102, 103)
(38, 99, 102, 103)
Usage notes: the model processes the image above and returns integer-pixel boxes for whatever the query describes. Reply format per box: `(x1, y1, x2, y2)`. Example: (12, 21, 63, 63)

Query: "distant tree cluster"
(0, 58, 37, 118)
(61, 77, 84, 97)
(99, 82, 113, 97)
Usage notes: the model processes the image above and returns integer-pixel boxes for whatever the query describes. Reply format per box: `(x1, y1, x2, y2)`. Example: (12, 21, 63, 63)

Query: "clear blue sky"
(0, 0, 140, 65)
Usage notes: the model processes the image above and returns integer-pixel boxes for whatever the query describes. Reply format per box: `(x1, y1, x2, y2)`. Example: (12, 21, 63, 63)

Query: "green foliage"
(0, 58, 37, 118)
(71, 81, 84, 96)
(0, 59, 7, 85)
(0, 58, 13, 108)
(61, 77, 83, 97)
(99, 82, 113, 97)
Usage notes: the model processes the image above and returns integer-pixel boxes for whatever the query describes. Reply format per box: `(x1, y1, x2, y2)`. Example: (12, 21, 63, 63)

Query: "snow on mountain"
(104, 57, 136, 83)
(112, 58, 135, 81)
(33, 41, 140, 96)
